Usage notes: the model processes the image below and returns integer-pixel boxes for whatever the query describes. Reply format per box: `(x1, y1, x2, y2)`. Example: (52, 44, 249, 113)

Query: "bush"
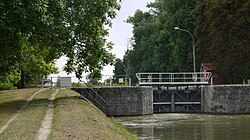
(0, 83, 16, 91)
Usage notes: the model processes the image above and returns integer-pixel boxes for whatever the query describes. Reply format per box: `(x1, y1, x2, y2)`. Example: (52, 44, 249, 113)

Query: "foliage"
(194, 0, 250, 83)
(113, 58, 126, 83)
(62, 0, 121, 79)
(0, 0, 121, 88)
(0, 83, 16, 91)
(86, 74, 101, 85)
(117, 0, 249, 84)
(72, 83, 83, 88)
(122, 0, 196, 84)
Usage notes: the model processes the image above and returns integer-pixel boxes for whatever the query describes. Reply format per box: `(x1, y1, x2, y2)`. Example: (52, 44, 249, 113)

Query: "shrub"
(0, 83, 16, 91)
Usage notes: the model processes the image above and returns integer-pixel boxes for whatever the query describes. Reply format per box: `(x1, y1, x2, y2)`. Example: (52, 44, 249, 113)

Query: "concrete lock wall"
(74, 87, 153, 116)
(202, 86, 250, 113)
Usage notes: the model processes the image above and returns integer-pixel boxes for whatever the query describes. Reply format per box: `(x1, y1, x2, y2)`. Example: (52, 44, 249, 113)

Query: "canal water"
(116, 114, 250, 140)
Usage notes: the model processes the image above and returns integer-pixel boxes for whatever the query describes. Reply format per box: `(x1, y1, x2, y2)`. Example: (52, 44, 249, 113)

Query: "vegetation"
(0, 83, 16, 91)
(118, 0, 196, 84)
(0, 88, 40, 127)
(50, 89, 137, 140)
(0, 89, 52, 140)
(0, 0, 121, 88)
(113, 58, 127, 84)
(194, 0, 250, 83)
(116, 0, 250, 85)
(0, 89, 137, 139)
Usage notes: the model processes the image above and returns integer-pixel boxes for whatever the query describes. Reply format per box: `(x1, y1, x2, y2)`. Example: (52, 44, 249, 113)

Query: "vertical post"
(51, 77, 53, 88)
(129, 78, 131, 86)
(211, 77, 213, 85)
(200, 86, 204, 112)
(171, 92, 175, 112)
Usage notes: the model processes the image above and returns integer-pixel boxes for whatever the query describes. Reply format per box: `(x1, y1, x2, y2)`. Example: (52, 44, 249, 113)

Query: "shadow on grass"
(0, 96, 81, 116)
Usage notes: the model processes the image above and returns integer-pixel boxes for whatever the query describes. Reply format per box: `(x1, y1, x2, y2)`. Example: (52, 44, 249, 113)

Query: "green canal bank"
(0, 88, 137, 140)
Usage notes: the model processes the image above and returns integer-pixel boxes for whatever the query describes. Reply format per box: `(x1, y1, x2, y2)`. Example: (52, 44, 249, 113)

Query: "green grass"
(0, 88, 41, 127)
(0, 89, 137, 140)
(0, 89, 53, 140)
(49, 89, 137, 140)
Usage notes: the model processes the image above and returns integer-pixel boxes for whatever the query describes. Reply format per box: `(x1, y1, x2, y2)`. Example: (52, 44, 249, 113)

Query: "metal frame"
(153, 88, 202, 113)
(136, 72, 212, 85)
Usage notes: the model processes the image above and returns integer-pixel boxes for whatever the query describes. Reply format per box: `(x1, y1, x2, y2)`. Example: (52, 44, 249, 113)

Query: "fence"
(136, 72, 212, 85)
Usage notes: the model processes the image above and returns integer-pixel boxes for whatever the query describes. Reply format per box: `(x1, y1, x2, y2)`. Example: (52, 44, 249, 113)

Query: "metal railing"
(136, 72, 212, 85)
(78, 80, 109, 113)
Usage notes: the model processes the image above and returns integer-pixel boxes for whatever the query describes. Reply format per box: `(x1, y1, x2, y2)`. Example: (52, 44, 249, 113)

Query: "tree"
(0, 0, 121, 88)
(62, 0, 120, 79)
(120, 0, 196, 84)
(86, 74, 101, 85)
(194, 0, 250, 83)
(113, 58, 126, 84)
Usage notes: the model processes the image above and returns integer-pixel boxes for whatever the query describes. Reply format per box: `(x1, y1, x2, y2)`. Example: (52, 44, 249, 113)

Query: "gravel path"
(0, 88, 46, 135)
(37, 89, 59, 140)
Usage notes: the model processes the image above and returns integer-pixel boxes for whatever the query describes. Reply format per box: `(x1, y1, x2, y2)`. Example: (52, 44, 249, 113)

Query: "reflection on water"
(116, 114, 250, 140)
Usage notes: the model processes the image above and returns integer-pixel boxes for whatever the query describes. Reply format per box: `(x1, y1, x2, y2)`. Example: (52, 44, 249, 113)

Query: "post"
(174, 27, 196, 73)
(171, 92, 175, 112)
(51, 77, 53, 88)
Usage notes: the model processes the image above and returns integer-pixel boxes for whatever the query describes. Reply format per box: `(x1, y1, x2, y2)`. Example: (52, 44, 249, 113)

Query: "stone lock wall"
(73, 87, 153, 116)
(202, 86, 250, 113)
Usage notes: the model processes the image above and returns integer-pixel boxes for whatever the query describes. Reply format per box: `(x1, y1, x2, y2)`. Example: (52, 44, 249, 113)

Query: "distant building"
(58, 77, 72, 88)
(200, 63, 224, 84)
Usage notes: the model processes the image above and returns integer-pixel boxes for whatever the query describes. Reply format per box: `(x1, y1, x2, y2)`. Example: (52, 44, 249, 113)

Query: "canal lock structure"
(153, 86, 202, 113)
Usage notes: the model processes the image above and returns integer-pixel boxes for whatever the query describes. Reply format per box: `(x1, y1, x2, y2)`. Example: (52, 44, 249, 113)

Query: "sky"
(102, 0, 154, 76)
(51, 0, 154, 81)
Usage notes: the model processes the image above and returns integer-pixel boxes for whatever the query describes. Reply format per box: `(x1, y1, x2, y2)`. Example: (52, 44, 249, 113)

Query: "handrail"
(79, 80, 109, 106)
(136, 72, 212, 85)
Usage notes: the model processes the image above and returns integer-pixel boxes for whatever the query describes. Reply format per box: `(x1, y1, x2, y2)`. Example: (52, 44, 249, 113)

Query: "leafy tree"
(113, 58, 126, 84)
(194, 0, 250, 83)
(0, 0, 121, 88)
(62, 0, 120, 79)
(86, 74, 101, 85)
(121, 0, 196, 84)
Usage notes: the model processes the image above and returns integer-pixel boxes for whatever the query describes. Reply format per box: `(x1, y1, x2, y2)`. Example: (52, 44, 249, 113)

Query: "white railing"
(136, 72, 212, 85)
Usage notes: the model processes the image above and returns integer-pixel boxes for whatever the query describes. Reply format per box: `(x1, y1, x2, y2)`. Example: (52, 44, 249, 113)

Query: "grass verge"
(49, 89, 137, 140)
(0, 89, 137, 140)
(0, 89, 53, 140)
(0, 88, 41, 127)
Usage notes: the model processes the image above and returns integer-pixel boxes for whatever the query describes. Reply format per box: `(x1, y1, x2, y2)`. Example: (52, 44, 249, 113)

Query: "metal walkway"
(136, 72, 212, 86)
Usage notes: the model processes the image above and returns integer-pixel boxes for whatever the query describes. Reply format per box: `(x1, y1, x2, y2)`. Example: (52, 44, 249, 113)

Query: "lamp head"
(174, 27, 180, 30)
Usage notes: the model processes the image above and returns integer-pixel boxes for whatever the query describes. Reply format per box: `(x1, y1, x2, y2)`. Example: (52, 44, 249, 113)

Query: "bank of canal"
(116, 113, 250, 140)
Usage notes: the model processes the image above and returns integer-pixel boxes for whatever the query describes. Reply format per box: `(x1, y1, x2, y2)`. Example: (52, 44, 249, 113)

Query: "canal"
(116, 114, 250, 140)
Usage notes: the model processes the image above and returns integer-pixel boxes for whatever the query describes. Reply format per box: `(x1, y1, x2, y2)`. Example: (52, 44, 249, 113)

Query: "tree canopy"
(119, 0, 250, 85)
(194, 0, 250, 83)
(122, 0, 196, 84)
(0, 0, 121, 88)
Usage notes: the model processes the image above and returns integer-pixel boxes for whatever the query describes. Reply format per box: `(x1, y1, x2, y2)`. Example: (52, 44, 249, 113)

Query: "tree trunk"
(17, 70, 26, 89)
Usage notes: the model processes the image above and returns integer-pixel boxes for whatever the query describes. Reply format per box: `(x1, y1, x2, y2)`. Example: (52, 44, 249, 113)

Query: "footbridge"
(136, 72, 212, 113)
(136, 72, 212, 86)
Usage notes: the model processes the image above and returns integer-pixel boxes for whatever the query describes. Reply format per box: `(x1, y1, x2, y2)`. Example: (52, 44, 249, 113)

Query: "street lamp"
(174, 26, 196, 73)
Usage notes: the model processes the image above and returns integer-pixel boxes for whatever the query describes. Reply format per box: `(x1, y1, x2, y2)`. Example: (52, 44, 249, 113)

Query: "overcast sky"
(103, 0, 154, 77)
(52, 0, 154, 80)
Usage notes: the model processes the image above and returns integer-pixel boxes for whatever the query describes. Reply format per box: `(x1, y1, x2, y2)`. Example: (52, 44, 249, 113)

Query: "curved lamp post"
(174, 27, 196, 73)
